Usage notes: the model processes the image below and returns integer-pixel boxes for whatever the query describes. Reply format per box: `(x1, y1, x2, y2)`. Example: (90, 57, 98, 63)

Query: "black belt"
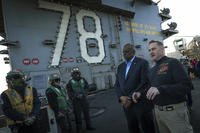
(155, 102, 186, 111)
(155, 105, 174, 111)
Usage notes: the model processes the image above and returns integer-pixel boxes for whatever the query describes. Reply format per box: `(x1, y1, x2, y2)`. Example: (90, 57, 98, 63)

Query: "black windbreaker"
(149, 56, 192, 106)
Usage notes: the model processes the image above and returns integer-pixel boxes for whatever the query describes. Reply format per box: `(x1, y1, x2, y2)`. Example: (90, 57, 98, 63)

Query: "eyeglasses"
(54, 78, 61, 82)
(12, 75, 23, 80)
(74, 72, 80, 74)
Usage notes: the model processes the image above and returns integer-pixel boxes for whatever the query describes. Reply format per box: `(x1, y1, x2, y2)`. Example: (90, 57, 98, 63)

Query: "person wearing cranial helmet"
(46, 73, 72, 133)
(66, 67, 95, 133)
(1, 69, 41, 133)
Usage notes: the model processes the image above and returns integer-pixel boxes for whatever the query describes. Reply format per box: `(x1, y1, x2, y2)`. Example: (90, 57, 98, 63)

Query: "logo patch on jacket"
(157, 63, 169, 74)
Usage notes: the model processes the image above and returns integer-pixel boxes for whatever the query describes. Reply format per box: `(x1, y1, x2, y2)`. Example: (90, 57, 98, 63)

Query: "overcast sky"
(159, 0, 200, 52)
(0, 0, 200, 93)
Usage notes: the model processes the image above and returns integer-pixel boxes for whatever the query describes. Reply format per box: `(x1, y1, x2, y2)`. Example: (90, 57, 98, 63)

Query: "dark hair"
(123, 43, 135, 53)
(148, 40, 163, 46)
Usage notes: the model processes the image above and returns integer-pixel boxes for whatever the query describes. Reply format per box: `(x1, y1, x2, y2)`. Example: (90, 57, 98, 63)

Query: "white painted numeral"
(39, 1, 105, 65)
(39, 0, 71, 66)
(76, 9, 105, 63)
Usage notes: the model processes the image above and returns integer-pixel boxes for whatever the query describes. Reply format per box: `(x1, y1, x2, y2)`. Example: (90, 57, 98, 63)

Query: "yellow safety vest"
(4, 86, 33, 125)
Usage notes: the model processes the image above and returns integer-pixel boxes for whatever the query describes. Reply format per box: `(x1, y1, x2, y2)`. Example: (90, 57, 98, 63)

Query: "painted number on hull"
(39, 0, 70, 66)
(76, 10, 105, 63)
(38, 0, 105, 66)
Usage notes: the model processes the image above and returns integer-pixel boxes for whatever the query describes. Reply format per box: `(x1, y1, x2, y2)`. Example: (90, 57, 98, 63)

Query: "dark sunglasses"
(54, 78, 61, 82)
(12, 75, 23, 80)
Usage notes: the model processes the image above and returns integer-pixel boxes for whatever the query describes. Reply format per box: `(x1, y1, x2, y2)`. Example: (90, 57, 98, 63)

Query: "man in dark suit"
(114, 43, 155, 133)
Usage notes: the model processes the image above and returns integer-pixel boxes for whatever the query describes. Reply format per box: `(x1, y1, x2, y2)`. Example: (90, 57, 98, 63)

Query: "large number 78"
(39, 0, 105, 66)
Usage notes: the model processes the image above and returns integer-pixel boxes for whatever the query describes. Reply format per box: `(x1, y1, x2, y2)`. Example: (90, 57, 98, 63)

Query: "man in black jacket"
(114, 43, 155, 133)
(146, 40, 193, 133)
